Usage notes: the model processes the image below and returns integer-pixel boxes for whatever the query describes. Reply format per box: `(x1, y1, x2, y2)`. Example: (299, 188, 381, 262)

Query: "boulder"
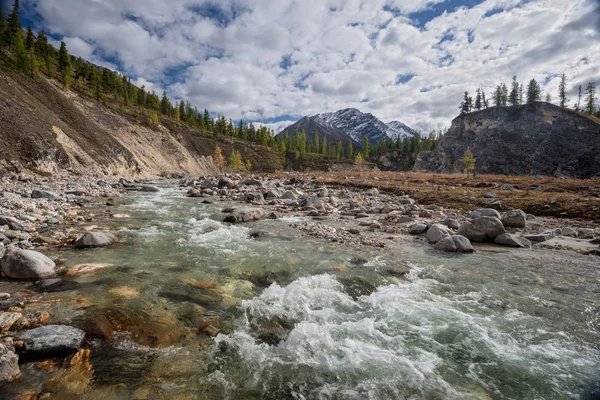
(0, 312, 22, 333)
(434, 235, 474, 253)
(442, 218, 460, 230)
(31, 190, 58, 200)
(0, 337, 20, 386)
(140, 185, 160, 192)
(16, 325, 85, 358)
(224, 208, 266, 223)
(484, 192, 497, 198)
(1, 249, 56, 280)
(245, 192, 264, 203)
(458, 216, 506, 242)
(409, 223, 428, 235)
(494, 233, 532, 248)
(300, 194, 324, 209)
(281, 191, 297, 200)
(469, 208, 501, 219)
(426, 224, 451, 244)
(73, 232, 118, 248)
(501, 210, 527, 228)
(366, 188, 379, 196)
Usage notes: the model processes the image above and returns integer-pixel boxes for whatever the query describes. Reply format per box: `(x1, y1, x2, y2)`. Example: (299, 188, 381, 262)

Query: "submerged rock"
(224, 208, 266, 223)
(73, 232, 118, 248)
(0, 337, 20, 386)
(30, 279, 79, 293)
(16, 325, 85, 358)
(1, 249, 56, 280)
(67, 263, 116, 276)
(458, 217, 506, 242)
(434, 235, 474, 253)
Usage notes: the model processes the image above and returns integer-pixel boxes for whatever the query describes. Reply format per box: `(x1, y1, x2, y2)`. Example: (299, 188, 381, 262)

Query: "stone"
(281, 191, 296, 200)
(484, 192, 497, 198)
(140, 186, 160, 192)
(469, 208, 502, 219)
(0, 337, 20, 386)
(16, 325, 85, 357)
(501, 210, 527, 228)
(493, 233, 532, 248)
(0, 312, 23, 333)
(434, 235, 474, 253)
(264, 190, 280, 200)
(300, 194, 324, 209)
(73, 232, 118, 248)
(30, 279, 79, 293)
(366, 188, 379, 196)
(426, 224, 451, 244)
(12, 311, 51, 330)
(224, 208, 266, 223)
(2, 250, 56, 280)
(67, 263, 116, 277)
(409, 223, 428, 234)
(458, 216, 506, 242)
(31, 190, 58, 200)
(442, 218, 460, 230)
(524, 232, 556, 243)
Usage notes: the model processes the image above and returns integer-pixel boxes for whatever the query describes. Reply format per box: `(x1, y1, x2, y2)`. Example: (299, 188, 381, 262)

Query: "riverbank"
(0, 171, 599, 398)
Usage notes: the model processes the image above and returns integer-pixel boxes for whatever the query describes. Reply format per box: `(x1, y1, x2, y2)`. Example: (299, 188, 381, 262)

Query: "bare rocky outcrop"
(415, 103, 600, 178)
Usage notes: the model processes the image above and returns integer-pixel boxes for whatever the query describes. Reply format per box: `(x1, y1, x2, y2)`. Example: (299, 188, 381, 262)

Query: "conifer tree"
(12, 33, 27, 72)
(28, 47, 39, 78)
(460, 147, 476, 176)
(245, 159, 252, 170)
(312, 134, 319, 154)
(526, 79, 541, 104)
(58, 41, 70, 73)
(509, 76, 519, 106)
(5, 0, 21, 51)
(584, 82, 596, 115)
(545, 93, 551, 103)
(346, 140, 353, 158)
(25, 26, 34, 50)
(500, 83, 508, 106)
(558, 73, 568, 108)
(321, 136, 327, 155)
(160, 91, 171, 116)
(474, 88, 482, 110)
(575, 85, 582, 112)
(213, 145, 225, 168)
(460, 91, 472, 114)
(362, 136, 370, 158)
(481, 87, 488, 108)
(355, 152, 364, 170)
(0, 7, 6, 47)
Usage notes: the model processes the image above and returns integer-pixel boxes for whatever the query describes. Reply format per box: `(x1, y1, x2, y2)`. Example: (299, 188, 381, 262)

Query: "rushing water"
(2, 186, 599, 399)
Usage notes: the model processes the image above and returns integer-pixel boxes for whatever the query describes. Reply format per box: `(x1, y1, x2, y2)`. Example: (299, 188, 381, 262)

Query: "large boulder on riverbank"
(31, 189, 58, 200)
(494, 233, 532, 248)
(1, 250, 56, 280)
(501, 210, 527, 228)
(224, 208, 266, 223)
(16, 325, 85, 358)
(458, 217, 506, 242)
(426, 224, 451, 244)
(73, 232, 118, 248)
(434, 235, 474, 253)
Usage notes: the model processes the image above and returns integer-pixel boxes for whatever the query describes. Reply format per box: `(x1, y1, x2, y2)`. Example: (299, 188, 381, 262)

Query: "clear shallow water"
(2, 186, 599, 399)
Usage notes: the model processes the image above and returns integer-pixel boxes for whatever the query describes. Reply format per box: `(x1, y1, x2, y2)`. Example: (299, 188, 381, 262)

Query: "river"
(2, 185, 599, 399)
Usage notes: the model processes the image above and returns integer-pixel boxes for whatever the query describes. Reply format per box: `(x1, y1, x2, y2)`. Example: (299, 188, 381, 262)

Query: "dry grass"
(276, 171, 600, 221)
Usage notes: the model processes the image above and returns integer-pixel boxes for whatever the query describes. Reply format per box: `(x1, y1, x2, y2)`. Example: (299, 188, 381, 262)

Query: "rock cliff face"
(415, 103, 600, 178)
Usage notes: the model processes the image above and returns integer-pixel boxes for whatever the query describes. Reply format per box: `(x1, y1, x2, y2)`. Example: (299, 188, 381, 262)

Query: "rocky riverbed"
(0, 171, 599, 398)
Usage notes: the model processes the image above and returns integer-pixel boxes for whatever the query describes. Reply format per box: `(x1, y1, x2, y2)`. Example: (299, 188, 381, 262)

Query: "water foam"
(209, 273, 598, 399)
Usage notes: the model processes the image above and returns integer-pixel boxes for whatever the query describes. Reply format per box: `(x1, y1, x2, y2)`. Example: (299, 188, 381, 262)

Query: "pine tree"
(545, 93, 551, 103)
(481, 87, 488, 108)
(526, 79, 541, 104)
(321, 136, 327, 155)
(213, 145, 225, 168)
(312, 134, 319, 154)
(0, 7, 6, 47)
(500, 83, 508, 106)
(228, 150, 243, 170)
(576, 85, 582, 112)
(62, 67, 72, 90)
(12, 33, 27, 72)
(584, 82, 596, 115)
(58, 41, 70, 73)
(346, 140, 353, 158)
(25, 26, 34, 50)
(509, 76, 519, 106)
(519, 83, 524, 105)
(474, 88, 482, 110)
(493, 85, 503, 107)
(160, 91, 171, 116)
(460, 91, 472, 114)
(460, 147, 476, 176)
(558, 73, 568, 108)
(28, 47, 39, 78)
(5, 0, 20, 51)
(362, 136, 370, 158)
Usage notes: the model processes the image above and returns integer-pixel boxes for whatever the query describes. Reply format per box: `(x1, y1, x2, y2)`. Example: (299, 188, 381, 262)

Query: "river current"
(3, 186, 599, 399)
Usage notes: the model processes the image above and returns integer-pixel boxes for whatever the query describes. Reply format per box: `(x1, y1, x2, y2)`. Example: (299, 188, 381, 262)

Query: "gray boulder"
(409, 223, 428, 234)
(458, 216, 506, 242)
(493, 233, 532, 248)
(224, 208, 266, 223)
(1, 249, 56, 280)
(16, 325, 85, 357)
(31, 189, 58, 200)
(140, 185, 160, 192)
(434, 235, 474, 253)
(0, 337, 20, 386)
(73, 232, 118, 248)
(501, 210, 527, 228)
(301, 194, 324, 209)
(426, 224, 451, 244)
(245, 192, 265, 203)
(442, 218, 460, 230)
(469, 208, 501, 219)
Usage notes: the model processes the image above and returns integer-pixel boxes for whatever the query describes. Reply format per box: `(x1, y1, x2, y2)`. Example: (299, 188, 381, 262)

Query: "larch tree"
(213, 145, 225, 168)
(459, 147, 476, 176)
(584, 82, 596, 115)
(558, 73, 568, 108)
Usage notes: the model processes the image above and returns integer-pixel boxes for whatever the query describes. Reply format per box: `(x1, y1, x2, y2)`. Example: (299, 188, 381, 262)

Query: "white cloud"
(24, 0, 600, 132)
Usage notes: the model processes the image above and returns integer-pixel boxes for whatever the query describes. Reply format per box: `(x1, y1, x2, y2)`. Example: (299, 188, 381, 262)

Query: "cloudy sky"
(13, 0, 600, 132)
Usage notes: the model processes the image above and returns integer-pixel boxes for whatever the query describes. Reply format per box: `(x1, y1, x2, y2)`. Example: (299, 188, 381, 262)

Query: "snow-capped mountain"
(277, 108, 416, 147)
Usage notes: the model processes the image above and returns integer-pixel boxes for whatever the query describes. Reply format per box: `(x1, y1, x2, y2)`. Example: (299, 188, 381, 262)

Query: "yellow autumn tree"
(213, 145, 225, 168)
(355, 152, 364, 170)
(460, 147, 476, 176)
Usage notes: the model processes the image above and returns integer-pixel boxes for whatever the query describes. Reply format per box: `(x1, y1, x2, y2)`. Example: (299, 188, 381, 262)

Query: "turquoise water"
(2, 186, 599, 399)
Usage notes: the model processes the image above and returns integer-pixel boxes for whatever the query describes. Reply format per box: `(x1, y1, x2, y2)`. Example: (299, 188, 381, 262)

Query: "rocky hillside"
(415, 103, 600, 178)
(0, 56, 284, 177)
(277, 108, 415, 147)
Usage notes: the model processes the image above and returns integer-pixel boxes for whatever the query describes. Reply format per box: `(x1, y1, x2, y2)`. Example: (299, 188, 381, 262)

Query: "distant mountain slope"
(414, 103, 600, 178)
(277, 108, 416, 147)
